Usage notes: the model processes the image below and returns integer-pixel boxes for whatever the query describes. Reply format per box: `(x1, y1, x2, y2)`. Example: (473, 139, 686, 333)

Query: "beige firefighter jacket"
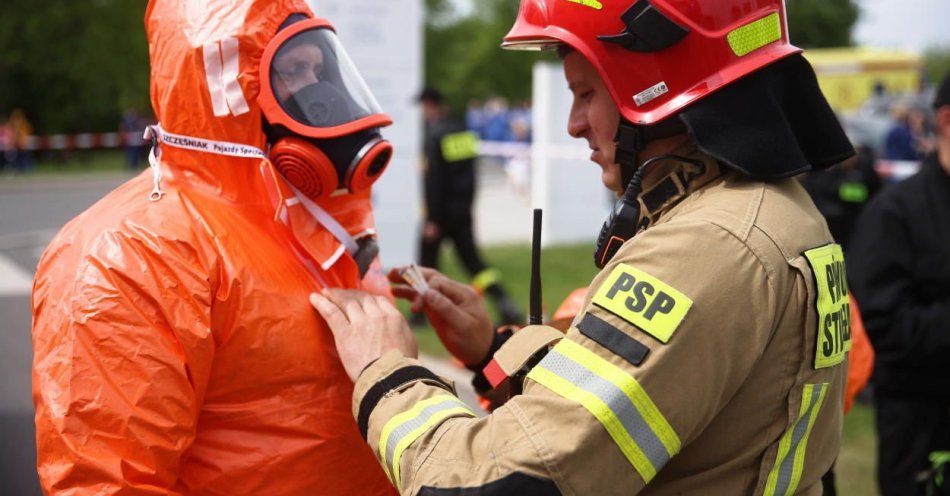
(353, 148, 850, 495)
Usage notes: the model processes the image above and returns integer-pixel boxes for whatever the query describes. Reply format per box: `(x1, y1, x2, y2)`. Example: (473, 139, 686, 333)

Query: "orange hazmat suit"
(31, 0, 397, 494)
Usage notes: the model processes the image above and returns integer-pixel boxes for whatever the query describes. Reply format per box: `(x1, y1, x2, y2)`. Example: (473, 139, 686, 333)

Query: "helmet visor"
(269, 27, 384, 130)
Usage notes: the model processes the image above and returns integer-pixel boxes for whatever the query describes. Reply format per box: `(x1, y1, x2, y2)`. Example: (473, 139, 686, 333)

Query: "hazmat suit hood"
(145, 0, 385, 272)
(146, 0, 277, 195)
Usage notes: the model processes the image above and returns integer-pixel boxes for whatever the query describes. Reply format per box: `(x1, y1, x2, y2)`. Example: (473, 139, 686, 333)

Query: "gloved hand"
(310, 289, 418, 381)
(389, 266, 494, 367)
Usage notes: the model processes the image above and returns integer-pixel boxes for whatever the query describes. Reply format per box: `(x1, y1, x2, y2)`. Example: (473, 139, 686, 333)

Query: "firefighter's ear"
(936, 107, 950, 139)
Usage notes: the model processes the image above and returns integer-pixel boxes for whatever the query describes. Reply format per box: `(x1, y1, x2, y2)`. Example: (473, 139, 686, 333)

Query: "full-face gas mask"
(259, 16, 393, 201)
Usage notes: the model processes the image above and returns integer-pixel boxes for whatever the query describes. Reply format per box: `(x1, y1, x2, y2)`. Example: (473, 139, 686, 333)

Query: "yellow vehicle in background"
(803, 47, 923, 113)
(804, 47, 933, 182)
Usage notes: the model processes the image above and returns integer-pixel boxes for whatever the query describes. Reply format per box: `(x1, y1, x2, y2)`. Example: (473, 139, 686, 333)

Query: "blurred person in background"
(801, 143, 883, 249)
(847, 71, 950, 496)
(416, 85, 523, 326)
(482, 96, 513, 143)
(505, 99, 533, 196)
(509, 99, 532, 144)
(8, 108, 33, 173)
(884, 104, 934, 161)
(465, 98, 487, 138)
(31, 0, 399, 494)
(118, 107, 148, 170)
(310, 1, 857, 493)
(0, 114, 11, 171)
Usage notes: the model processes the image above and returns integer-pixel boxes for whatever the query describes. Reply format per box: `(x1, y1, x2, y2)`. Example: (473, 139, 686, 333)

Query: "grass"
(399, 242, 599, 358)
(405, 242, 878, 495)
(839, 401, 879, 495)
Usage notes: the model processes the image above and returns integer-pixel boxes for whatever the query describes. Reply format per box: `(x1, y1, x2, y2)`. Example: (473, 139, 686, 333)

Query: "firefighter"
(311, 0, 856, 494)
(32, 1, 398, 493)
(415, 85, 524, 326)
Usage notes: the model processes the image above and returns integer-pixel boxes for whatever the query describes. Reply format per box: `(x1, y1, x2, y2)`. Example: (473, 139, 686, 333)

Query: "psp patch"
(804, 244, 852, 369)
(592, 264, 692, 344)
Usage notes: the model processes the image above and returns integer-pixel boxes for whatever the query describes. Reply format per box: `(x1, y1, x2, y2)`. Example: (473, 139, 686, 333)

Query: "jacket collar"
(636, 143, 723, 229)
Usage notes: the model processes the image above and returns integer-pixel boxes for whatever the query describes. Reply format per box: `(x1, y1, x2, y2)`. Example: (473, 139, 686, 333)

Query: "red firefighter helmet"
(503, 0, 800, 126)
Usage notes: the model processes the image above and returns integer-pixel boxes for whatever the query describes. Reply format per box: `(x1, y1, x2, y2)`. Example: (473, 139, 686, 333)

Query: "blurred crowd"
(842, 80, 939, 166)
(465, 96, 533, 144)
(802, 80, 942, 244)
(463, 97, 534, 195)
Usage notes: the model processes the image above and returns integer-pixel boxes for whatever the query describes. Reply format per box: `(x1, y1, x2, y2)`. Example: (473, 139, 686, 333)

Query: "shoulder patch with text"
(440, 131, 479, 162)
(592, 264, 693, 344)
(804, 244, 852, 369)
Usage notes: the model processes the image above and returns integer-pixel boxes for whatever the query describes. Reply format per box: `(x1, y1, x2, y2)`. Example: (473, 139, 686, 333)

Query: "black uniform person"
(415, 86, 523, 326)
(800, 144, 882, 250)
(847, 71, 950, 496)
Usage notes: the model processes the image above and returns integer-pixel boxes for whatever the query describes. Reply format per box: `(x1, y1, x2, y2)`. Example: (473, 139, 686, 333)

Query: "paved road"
(0, 173, 133, 495)
(0, 166, 517, 493)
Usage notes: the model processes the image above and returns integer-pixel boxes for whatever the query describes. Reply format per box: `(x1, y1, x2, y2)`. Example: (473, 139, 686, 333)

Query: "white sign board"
(308, 0, 424, 266)
(531, 62, 612, 246)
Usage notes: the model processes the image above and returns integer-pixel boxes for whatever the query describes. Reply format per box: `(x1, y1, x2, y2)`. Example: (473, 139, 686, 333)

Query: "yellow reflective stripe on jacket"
(379, 395, 475, 487)
(764, 383, 830, 496)
(527, 339, 680, 482)
(440, 131, 479, 162)
(471, 268, 501, 292)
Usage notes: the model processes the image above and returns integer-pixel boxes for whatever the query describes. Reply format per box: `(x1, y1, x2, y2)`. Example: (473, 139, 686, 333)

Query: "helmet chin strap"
(614, 119, 645, 189)
(592, 115, 690, 268)
(614, 115, 688, 188)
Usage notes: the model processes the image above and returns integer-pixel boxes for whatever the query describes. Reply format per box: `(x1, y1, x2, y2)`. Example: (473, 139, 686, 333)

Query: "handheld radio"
(593, 154, 704, 269)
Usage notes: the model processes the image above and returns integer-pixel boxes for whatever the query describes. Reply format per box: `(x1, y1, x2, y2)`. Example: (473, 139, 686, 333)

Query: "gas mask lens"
(270, 27, 384, 130)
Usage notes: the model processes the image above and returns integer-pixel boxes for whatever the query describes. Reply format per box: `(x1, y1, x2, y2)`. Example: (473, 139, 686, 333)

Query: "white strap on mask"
(142, 124, 361, 267)
(287, 183, 360, 256)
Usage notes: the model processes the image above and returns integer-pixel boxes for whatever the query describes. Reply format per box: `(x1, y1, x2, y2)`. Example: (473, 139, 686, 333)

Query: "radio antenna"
(530, 208, 543, 325)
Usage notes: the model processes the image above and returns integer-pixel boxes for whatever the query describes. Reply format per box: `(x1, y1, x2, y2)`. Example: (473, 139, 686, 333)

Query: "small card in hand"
(397, 264, 430, 294)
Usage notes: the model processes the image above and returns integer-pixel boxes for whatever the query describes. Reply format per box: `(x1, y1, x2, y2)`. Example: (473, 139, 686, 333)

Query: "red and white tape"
(17, 132, 146, 151)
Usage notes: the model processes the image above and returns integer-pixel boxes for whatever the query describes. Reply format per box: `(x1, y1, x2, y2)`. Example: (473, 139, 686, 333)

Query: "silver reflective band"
(765, 383, 829, 496)
(379, 395, 474, 487)
(537, 349, 673, 476)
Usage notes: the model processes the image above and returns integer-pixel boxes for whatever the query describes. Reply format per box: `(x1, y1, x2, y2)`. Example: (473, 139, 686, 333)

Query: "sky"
(450, 0, 950, 53)
(853, 0, 950, 52)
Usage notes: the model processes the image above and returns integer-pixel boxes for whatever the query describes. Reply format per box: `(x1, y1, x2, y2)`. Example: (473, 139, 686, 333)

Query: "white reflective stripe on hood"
(220, 37, 250, 116)
(203, 37, 250, 117)
(203, 41, 229, 117)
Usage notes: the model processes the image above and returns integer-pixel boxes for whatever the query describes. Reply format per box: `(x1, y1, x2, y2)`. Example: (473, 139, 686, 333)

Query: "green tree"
(786, 0, 860, 48)
(424, 0, 554, 113)
(0, 0, 150, 134)
(924, 47, 950, 86)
